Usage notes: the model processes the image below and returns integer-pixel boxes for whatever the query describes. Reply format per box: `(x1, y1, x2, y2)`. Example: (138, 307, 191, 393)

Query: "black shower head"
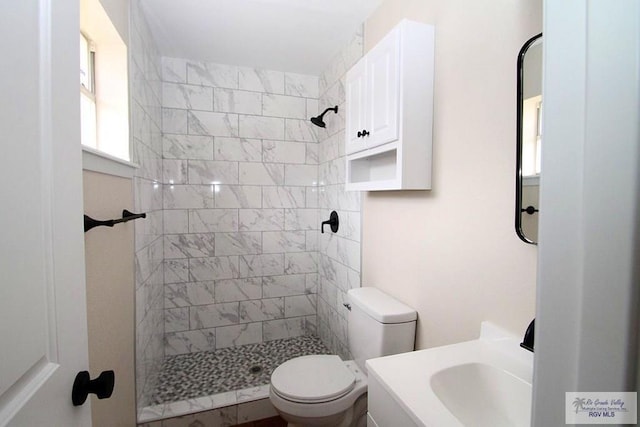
(310, 115, 326, 128)
(310, 106, 338, 128)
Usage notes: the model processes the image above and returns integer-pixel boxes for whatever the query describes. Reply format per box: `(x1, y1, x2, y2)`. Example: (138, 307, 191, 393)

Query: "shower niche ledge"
(345, 19, 434, 192)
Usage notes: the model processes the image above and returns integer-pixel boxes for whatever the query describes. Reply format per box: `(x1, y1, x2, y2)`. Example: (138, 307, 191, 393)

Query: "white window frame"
(80, 32, 98, 150)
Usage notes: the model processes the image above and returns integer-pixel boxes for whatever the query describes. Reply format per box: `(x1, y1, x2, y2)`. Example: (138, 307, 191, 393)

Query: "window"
(80, 33, 98, 150)
(522, 95, 542, 177)
(80, 0, 130, 162)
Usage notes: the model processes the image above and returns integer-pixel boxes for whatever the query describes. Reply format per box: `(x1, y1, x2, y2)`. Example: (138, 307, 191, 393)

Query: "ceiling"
(140, 0, 383, 75)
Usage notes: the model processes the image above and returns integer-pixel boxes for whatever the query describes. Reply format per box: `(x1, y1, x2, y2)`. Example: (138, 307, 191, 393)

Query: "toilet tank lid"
(348, 287, 417, 323)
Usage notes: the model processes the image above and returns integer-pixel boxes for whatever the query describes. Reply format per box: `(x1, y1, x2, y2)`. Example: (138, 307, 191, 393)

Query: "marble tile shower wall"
(316, 28, 364, 359)
(160, 57, 321, 356)
(131, 0, 165, 411)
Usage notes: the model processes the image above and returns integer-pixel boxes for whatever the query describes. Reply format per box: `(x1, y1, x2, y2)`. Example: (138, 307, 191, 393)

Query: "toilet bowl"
(269, 288, 417, 427)
(269, 356, 367, 427)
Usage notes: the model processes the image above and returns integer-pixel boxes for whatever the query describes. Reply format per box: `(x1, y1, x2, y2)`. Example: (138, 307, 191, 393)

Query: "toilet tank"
(347, 287, 417, 371)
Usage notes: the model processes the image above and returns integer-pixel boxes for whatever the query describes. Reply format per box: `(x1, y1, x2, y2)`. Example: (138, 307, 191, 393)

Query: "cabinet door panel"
(367, 28, 400, 148)
(345, 58, 368, 154)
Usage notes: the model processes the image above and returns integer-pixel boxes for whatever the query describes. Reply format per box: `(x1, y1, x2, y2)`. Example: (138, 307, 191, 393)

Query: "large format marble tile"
(239, 115, 285, 140)
(262, 186, 305, 209)
(165, 308, 189, 333)
(214, 137, 262, 162)
(214, 278, 262, 303)
(191, 302, 240, 329)
(188, 111, 239, 137)
(164, 185, 214, 209)
(262, 274, 308, 298)
(162, 108, 188, 134)
(216, 323, 263, 348)
(189, 209, 238, 233)
(215, 232, 262, 256)
(214, 88, 262, 115)
(262, 94, 306, 119)
(284, 119, 318, 143)
(215, 185, 262, 209)
(239, 254, 285, 278)
(262, 231, 306, 253)
(239, 298, 285, 323)
(187, 61, 238, 89)
(163, 82, 213, 111)
(161, 57, 187, 84)
(163, 134, 213, 160)
(284, 73, 319, 98)
(164, 328, 216, 356)
(163, 159, 188, 184)
(284, 252, 318, 274)
(188, 256, 239, 281)
(284, 294, 316, 318)
(165, 282, 216, 308)
(239, 67, 285, 94)
(238, 209, 284, 232)
(262, 140, 306, 164)
(263, 317, 306, 341)
(284, 208, 318, 230)
(188, 160, 239, 185)
(239, 162, 284, 186)
(164, 233, 215, 259)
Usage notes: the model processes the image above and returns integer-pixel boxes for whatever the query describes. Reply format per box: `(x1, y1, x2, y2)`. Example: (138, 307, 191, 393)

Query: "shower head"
(310, 106, 338, 128)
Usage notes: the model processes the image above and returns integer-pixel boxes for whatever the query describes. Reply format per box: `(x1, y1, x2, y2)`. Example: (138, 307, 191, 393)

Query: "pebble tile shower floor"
(151, 335, 331, 404)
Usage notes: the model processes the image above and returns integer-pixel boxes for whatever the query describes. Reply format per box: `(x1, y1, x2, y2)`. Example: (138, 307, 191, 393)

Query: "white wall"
(362, 0, 541, 349)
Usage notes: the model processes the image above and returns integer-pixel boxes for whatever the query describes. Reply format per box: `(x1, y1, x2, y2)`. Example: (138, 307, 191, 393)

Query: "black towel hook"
(84, 209, 146, 233)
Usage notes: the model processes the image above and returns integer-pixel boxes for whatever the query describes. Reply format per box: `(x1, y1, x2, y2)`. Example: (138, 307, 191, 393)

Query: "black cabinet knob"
(72, 370, 115, 406)
(357, 129, 370, 138)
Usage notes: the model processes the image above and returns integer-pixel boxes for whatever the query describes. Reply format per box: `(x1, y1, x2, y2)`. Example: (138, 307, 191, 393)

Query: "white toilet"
(269, 287, 417, 427)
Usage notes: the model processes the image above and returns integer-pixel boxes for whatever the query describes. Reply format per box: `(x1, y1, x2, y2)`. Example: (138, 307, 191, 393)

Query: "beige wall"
(83, 170, 136, 427)
(362, 0, 541, 349)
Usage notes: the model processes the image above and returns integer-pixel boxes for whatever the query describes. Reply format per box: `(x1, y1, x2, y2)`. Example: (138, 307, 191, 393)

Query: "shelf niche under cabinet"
(350, 149, 397, 183)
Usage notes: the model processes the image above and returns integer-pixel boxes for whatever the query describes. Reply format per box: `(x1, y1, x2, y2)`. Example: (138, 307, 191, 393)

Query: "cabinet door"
(366, 27, 400, 148)
(345, 57, 368, 154)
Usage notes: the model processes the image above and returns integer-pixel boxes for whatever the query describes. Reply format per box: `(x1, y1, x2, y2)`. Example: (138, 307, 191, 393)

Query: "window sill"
(82, 146, 139, 178)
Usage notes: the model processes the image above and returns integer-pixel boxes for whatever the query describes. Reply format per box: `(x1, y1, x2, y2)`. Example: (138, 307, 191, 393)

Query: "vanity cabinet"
(345, 20, 434, 191)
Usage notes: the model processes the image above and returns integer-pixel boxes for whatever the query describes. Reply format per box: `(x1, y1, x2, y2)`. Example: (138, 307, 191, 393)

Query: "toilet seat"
(270, 355, 356, 403)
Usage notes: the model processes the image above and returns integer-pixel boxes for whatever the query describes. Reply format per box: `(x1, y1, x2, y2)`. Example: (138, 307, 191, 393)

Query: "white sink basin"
(430, 363, 532, 426)
(366, 322, 533, 427)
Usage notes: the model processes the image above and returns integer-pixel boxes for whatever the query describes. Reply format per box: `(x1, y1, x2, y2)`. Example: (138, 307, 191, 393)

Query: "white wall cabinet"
(345, 20, 434, 191)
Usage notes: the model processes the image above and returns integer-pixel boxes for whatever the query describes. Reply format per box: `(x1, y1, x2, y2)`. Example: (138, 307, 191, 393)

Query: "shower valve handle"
(357, 129, 370, 138)
(321, 211, 339, 234)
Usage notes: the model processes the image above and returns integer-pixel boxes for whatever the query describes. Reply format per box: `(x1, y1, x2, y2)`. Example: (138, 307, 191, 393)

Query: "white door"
(345, 57, 368, 155)
(366, 27, 400, 149)
(0, 1, 91, 427)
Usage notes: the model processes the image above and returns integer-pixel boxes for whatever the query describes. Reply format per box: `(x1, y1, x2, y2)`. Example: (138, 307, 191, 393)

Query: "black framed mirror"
(516, 33, 542, 245)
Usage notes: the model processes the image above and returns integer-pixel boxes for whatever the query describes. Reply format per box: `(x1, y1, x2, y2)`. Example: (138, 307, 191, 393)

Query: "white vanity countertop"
(366, 322, 534, 427)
